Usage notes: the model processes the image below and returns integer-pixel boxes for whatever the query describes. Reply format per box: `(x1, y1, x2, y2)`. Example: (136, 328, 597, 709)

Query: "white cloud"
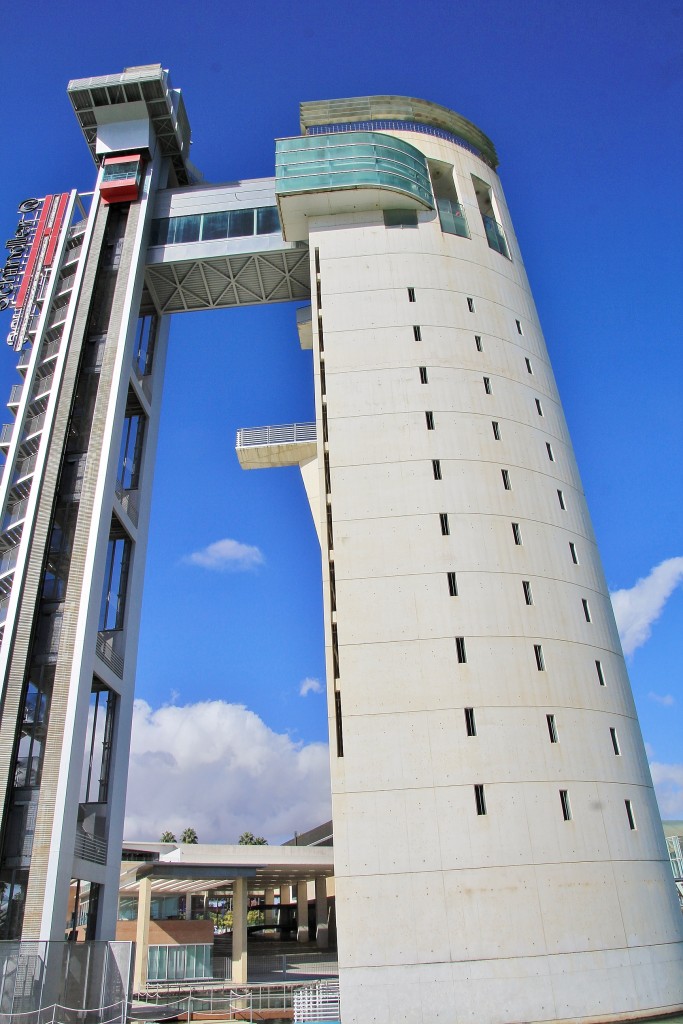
(299, 677, 323, 697)
(610, 556, 683, 656)
(125, 699, 331, 844)
(184, 538, 264, 572)
(650, 762, 683, 818)
(648, 692, 676, 707)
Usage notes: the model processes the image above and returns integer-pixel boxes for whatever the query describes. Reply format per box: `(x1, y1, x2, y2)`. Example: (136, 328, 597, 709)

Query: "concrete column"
(185, 891, 193, 921)
(232, 877, 248, 984)
(264, 887, 275, 925)
(296, 880, 309, 943)
(133, 877, 152, 992)
(315, 876, 329, 949)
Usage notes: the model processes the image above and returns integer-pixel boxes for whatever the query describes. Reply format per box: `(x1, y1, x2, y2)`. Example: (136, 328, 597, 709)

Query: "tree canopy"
(180, 827, 199, 844)
(238, 831, 268, 845)
(160, 831, 176, 843)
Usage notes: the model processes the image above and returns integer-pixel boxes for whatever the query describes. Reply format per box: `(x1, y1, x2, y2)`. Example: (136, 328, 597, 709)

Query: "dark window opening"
(425, 411, 435, 430)
(547, 714, 558, 743)
(447, 571, 458, 596)
(560, 790, 572, 821)
(456, 637, 467, 663)
(419, 366, 428, 384)
(440, 513, 450, 536)
(413, 325, 422, 341)
(465, 707, 476, 736)
(512, 522, 522, 545)
(432, 459, 442, 480)
(474, 784, 487, 815)
(534, 644, 545, 671)
(523, 580, 533, 605)
(502, 469, 511, 490)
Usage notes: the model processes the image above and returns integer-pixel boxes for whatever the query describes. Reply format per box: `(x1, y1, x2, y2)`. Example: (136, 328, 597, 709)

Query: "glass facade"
(276, 132, 433, 208)
(148, 943, 212, 981)
(150, 206, 280, 246)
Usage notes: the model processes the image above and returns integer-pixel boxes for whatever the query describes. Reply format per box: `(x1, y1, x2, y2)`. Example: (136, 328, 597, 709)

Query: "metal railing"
(0, 595, 10, 624)
(236, 422, 316, 448)
(41, 338, 61, 362)
(95, 632, 124, 679)
(17, 349, 32, 370)
(74, 828, 108, 866)
(293, 979, 340, 1022)
(483, 215, 510, 258)
(23, 412, 46, 440)
(0, 548, 19, 576)
(32, 375, 54, 402)
(8, 385, 23, 406)
(14, 454, 37, 483)
(0, 424, 14, 445)
(3, 500, 29, 530)
(114, 482, 139, 527)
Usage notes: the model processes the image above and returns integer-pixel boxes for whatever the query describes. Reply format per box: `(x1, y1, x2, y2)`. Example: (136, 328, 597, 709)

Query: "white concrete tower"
(275, 98, 683, 1023)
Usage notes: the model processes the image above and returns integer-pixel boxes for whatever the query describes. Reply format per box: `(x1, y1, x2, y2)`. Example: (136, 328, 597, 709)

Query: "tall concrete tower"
(0, 69, 680, 1023)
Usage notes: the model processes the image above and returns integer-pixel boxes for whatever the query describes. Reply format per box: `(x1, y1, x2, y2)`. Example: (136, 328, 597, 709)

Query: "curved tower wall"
(300, 122, 683, 1021)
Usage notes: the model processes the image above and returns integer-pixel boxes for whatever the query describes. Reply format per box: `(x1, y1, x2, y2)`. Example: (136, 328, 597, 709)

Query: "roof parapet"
(299, 95, 498, 169)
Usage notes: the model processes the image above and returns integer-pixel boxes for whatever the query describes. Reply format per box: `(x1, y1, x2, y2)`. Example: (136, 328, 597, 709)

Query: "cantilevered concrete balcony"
(236, 422, 316, 469)
(275, 131, 434, 241)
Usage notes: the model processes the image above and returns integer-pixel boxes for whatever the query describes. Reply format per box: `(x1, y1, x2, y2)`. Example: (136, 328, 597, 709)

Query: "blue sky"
(1, 0, 681, 839)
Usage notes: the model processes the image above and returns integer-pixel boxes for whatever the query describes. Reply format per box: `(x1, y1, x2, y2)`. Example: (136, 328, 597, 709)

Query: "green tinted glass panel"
(276, 131, 433, 208)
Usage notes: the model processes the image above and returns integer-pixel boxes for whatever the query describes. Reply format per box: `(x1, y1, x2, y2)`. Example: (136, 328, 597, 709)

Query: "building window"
(413, 325, 422, 341)
(419, 366, 428, 384)
(465, 707, 476, 736)
(522, 580, 533, 605)
(447, 571, 458, 596)
(501, 469, 511, 490)
(582, 598, 591, 622)
(432, 458, 442, 480)
(323, 452, 332, 494)
(425, 411, 435, 430)
(569, 542, 578, 564)
(467, 297, 475, 312)
(492, 421, 501, 440)
(475, 335, 483, 352)
(331, 623, 340, 679)
(384, 209, 418, 228)
(117, 407, 146, 491)
(610, 727, 621, 755)
(408, 287, 416, 302)
(80, 681, 116, 803)
(535, 399, 543, 416)
(525, 357, 533, 374)
(429, 159, 470, 237)
(546, 442, 554, 461)
(133, 314, 158, 377)
(474, 784, 487, 815)
(516, 320, 523, 335)
(511, 522, 522, 545)
(547, 714, 558, 743)
(595, 659, 606, 686)
(98, 532, 131, 632)
(625, 799, 636, 830)
(557, 489, 566, 510)
(456, 637, 467, 663)
(534, 644, 545, 671)
(334, 691, 344, 757)
(560, 790, 572, 821)
(483, 376, 492, 394)
(472, 174, 510, 258)
(440, 513, 450, 536)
